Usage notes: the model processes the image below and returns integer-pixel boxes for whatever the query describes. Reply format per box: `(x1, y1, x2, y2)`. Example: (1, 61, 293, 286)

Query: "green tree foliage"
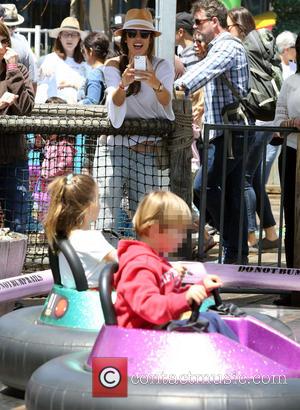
(272, 0, 300, 36)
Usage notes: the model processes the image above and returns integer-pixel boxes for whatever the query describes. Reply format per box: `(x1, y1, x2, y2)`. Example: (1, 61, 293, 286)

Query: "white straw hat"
(49, 17, 86, 40)
(3, 4, 24, 26)
(114, 8, 161, 37)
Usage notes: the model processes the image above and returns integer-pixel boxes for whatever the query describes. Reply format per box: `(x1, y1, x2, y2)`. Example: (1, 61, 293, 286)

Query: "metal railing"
(196, 123, 297, 267)
(16, 26, 51, 59)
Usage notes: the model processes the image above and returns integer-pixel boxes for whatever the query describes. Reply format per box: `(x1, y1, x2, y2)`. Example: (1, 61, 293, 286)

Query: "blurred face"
(59, 30, 80, 56)
(193, 10, 215, 45)
(227, 16, 240, 39)
(0, 35, 9, 59)
(148, 223, 187, 254)
(125, 29, 152, 57)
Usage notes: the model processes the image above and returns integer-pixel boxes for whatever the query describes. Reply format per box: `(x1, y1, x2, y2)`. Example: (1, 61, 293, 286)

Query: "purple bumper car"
(25, 263, 300, 410)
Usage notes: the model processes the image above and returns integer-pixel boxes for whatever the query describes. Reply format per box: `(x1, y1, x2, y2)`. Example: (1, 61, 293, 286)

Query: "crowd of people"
(0, 1, 300, 269)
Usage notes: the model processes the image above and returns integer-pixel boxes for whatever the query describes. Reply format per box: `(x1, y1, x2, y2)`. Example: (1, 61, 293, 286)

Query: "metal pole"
(294, 134, 300, 267)
(155, 0, 176, 64)
(34, 25, 41, 61)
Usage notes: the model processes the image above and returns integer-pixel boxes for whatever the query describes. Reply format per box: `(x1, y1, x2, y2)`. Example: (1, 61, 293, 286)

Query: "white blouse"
(274, 73, 300, 150)
(36, 52, 88, 104)
(103, 56, 175, 146)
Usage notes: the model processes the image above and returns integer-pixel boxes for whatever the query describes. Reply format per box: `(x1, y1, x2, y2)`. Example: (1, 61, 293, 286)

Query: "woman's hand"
(134, 58, 160, 89)
(293, 119, 300, 129)
(120, 62, 135, 87)
(202, 274, 222, 293)
(0, 92, 18, 109)
(185, 284, 207, 306)
(3, 47, 18, 65)
(57, 80, 77, 90)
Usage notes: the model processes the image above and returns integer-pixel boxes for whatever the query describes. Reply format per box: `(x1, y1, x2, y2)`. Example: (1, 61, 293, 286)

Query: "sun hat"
(2, 4, 24, 26)
(0, 5, 5, 19)
(114, 8, 161, 37)
(49, 16, 86, 40)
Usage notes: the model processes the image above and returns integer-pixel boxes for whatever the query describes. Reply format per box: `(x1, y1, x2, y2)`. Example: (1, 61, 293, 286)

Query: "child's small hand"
(170, 262, 187, 279)
(202, 274, 222, 293)
(186, 284, 207, 306)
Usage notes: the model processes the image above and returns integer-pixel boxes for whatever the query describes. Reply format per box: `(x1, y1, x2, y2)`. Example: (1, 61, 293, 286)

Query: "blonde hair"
(44, 174, 97, 250)
(133, 191, 192, 236)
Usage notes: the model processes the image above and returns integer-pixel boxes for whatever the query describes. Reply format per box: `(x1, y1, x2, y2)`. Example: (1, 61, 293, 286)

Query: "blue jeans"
(0, 161, 29, 233)
(194, 134, 251, 260)
(244, 131, 276, 232)
(265, 143, 281, 184)
(173, 311, 238, 341)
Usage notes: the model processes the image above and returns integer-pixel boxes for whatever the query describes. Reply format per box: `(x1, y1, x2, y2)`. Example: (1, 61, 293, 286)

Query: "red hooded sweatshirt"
(114, 239, 192, 329)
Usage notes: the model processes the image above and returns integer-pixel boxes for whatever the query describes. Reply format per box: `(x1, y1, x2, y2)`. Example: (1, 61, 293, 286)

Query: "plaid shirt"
(174, 32, 250, 139)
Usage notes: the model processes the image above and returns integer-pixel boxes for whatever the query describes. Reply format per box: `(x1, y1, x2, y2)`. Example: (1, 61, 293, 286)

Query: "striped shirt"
(178, 44, 200, 71)
(174, 32, 250, 139)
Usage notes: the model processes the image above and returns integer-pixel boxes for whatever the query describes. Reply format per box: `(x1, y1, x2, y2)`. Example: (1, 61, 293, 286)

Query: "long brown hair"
(44, 174, 97, 250)
(119, 31, 155, 97)
(53, 35, 84, 63)
(0, 22, 11, 48)
(227, 7, 256, 40)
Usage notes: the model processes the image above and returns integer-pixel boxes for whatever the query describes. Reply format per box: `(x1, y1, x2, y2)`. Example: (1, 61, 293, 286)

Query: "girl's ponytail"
(44, 174, 97, 250)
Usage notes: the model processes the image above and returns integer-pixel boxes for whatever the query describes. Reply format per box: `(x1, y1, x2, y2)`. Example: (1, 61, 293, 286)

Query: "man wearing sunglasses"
(175, 0, 253, 265)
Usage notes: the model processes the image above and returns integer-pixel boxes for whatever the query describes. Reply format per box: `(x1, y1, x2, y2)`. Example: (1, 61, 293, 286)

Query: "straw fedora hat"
(114, 9, 161, 37)
(49, 17, 86, 40)
(2, 4, 24, 26)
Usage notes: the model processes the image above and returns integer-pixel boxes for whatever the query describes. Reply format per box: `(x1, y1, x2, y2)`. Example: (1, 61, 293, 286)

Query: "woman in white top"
(94, 8, 175, 232)
(36, 17, 87, 104)
(274, 33, 300, 268)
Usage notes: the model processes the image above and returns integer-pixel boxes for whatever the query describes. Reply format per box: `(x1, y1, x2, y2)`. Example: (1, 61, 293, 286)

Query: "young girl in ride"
(114, 191, 237, 339)
(44, 173, 117, 289)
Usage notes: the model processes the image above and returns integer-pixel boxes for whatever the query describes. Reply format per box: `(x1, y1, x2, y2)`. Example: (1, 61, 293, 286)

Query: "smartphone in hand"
(1, 91, 18, 104)
(134, 56, 146, 80)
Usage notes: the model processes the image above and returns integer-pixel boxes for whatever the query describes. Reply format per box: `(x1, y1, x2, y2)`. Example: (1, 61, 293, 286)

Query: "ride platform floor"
(1, 292, 300, 409)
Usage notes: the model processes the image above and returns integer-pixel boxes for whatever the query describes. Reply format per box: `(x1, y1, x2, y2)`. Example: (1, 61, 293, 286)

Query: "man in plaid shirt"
(175, 0, 253, 264)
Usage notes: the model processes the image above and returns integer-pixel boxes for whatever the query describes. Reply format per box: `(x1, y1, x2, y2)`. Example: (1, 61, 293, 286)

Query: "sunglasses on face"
(0, 38, 9, 46)
(193, 18, 211, 26)
(126, 29, 151, 39)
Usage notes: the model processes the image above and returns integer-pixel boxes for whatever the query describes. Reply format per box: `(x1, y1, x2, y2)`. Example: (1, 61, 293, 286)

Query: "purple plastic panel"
(181, 261, 300, 291)
(0, 270, 53, 303)
(88, 318, 300, 381)
(226, 316, 300, 371)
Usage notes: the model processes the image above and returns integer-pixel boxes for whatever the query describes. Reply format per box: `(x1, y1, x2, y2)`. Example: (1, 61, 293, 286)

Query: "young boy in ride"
(114, 191, 237, 339)
(44, 173, 117, 289)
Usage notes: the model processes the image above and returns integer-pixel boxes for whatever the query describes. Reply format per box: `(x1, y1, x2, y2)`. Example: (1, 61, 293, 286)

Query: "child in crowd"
(33, 97, 77, 222)
(114, 191, 237, 339)
(44, 173, 117, 289)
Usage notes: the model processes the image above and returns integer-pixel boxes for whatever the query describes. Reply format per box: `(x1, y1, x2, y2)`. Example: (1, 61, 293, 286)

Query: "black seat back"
(48, 238, 88, 291)
(98, 262, 119, 325)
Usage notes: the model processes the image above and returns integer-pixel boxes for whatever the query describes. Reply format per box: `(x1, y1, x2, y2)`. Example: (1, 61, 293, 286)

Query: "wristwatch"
(153, 82, 164, 93)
